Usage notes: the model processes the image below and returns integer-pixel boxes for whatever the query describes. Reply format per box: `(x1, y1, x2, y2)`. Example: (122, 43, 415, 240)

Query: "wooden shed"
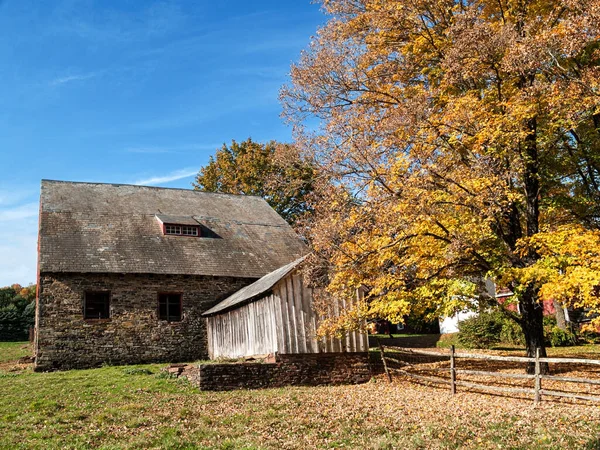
(202, 257, 368, 359)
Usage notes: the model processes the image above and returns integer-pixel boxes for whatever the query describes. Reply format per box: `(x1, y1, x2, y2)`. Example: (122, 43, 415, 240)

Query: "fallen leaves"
(1, 357, 600, 449)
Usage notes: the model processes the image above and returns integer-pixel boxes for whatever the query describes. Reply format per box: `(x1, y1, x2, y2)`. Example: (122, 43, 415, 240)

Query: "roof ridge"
(40, 179, 265, 200)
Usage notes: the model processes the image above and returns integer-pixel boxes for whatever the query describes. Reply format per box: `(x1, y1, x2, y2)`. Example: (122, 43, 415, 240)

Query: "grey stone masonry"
(35, 272, 254, 371)
(196, 353, 373, 391)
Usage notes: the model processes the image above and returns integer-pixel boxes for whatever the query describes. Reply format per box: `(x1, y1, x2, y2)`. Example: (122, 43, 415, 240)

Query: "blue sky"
(0, 0, 324, 287)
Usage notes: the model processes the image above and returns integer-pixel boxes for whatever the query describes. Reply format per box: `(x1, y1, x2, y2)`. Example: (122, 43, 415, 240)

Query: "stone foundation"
(35, 272, 254, 371)
(195, 353, 372, 391)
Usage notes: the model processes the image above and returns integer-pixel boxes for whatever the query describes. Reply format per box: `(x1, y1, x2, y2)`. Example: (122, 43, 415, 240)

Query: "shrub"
(457, 313, 503, 349)
(499, 317, 525, 346)
(541, 315, 577, 347)
(578, 330, 600, 344)
(546, 326, 577, 347)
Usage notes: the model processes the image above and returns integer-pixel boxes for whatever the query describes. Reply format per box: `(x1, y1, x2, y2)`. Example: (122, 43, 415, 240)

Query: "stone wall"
(35, 272, 254, 371)
(196, 353, 372, 391)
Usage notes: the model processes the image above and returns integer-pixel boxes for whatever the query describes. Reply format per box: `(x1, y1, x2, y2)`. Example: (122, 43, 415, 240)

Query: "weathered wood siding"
(207, 270, 368, 359)
(272, 273, 368, 355)
(207, 294, 279, 359)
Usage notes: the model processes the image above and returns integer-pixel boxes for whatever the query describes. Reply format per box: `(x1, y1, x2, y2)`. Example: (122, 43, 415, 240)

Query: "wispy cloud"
(49, 72, 99, 86)
(0, 202, 39, 222)
(0, 189, 36, 207)
(0, 200, 39, 286)
(133, 168, 198, 186)
(49, 1, 188, 44)
(0, 239, 37, 287)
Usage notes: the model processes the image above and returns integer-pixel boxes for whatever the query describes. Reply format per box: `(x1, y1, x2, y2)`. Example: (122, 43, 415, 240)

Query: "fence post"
(534, 347, 541, 404)
(378, 339, 392, 382)
(450, 345, 456, 395)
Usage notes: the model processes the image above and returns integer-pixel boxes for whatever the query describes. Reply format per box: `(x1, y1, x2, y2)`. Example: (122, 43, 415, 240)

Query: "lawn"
(1, 343, 600, 449)
(0, 341, 31, 363)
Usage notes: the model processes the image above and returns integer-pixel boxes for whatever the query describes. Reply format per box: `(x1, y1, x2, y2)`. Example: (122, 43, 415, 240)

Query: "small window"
(165, 224, 181, 235)
(181, 226, 198, 236)
(164, 224, 199, 236)
(158, 293, 182, 322)
(84, 291, 110, 319)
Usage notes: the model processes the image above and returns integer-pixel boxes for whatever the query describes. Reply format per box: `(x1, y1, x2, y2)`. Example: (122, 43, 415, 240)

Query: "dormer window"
(165, 224, 199, 236)
(156, 214, 201, 237)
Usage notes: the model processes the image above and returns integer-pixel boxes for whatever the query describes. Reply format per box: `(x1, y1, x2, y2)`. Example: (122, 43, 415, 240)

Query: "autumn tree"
(282, 0, 600, 368)
(194, 138, 315, 224)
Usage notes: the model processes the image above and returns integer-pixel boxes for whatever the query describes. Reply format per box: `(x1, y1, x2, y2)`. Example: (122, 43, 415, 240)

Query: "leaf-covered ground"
(1, 343, 600, 449)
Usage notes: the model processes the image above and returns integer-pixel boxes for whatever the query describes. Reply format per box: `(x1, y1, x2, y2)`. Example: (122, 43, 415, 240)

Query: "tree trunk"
(517, 111, 548, 374)
(520, 285, 549, 374)
(553, 299, 567, 330)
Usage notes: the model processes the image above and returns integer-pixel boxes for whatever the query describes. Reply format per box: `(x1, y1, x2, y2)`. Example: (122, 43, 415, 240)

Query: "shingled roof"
(38, 180, 307, 278)
(202, 256, 306, 316)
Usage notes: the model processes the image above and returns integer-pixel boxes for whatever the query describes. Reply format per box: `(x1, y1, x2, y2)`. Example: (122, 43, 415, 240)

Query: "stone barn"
(203, 257, 369, 359)
(35, 180, 306, 370)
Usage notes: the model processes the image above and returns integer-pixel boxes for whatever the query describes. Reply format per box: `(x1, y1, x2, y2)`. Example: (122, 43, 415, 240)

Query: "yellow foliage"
(283, 0, 600, 347)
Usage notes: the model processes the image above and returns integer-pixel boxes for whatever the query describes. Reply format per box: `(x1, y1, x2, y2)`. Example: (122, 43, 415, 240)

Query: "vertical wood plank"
(292, 274, 307, 353)
(258, 301, 265, 354)
(450, 345, 456, 395)
(246, 307, 250, 356)
(534, 347, 541, 404)
(303, 285, 318, 353)
(379, 340, 392, 382)
(281, 284, 293, 354)
(207, 318, 212, 359)
(286, 276, 298, 353)
(341, 296, 351, 352)
(349, 294, 359, 352)
(357, 288, 369, 352)
(332, 296, 342, 352)
(274, 288, 287, 354)
(323, 302, 332, 353)
(219, 315, 224, 358)
(268, 294, 278, 354)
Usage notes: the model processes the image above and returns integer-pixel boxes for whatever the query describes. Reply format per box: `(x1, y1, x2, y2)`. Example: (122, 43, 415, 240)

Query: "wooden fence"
(378, 343, 600, 404)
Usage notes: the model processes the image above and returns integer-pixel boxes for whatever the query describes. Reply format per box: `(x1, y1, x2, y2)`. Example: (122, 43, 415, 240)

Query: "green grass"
(1, 343, 600, 449)
(371, 333, 429, 339)
(0, 342, 31, 363)
(434, 333, 600, 356)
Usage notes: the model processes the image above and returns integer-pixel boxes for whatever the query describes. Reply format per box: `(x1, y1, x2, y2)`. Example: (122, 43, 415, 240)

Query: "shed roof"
(39, 180, 307, 278)
(202, 256, 306, 316)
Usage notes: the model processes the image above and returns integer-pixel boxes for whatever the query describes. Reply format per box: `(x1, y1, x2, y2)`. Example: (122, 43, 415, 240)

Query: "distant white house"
(439, 309, 478, 334)
(438, 279, 495, 334)
(438, 279, 574, 334)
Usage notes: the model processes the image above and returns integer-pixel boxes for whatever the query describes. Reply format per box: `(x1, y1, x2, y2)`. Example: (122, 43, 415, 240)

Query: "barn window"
(158, 293, 182, 322)
(164, 224, 199, 237)
(84, 291, 110, 319)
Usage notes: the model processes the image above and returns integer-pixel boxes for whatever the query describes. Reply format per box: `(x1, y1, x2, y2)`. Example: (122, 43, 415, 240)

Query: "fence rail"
(378, 342, 600, 404)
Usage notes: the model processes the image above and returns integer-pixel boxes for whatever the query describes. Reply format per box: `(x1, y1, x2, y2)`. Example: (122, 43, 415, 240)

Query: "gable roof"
(202, 256, 306, 316)
(38, 180, 307, 278)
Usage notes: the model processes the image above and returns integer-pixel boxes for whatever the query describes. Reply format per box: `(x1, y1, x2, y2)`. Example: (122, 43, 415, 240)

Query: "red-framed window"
(158, 293, 182, 322)
(84, 291, 110, 319)
(164, 224, 199, 237)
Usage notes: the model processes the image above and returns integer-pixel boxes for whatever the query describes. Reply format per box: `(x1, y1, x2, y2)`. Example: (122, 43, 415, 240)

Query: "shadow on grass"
(369, 334, 441, 348)
(585, 436, 600, 450)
